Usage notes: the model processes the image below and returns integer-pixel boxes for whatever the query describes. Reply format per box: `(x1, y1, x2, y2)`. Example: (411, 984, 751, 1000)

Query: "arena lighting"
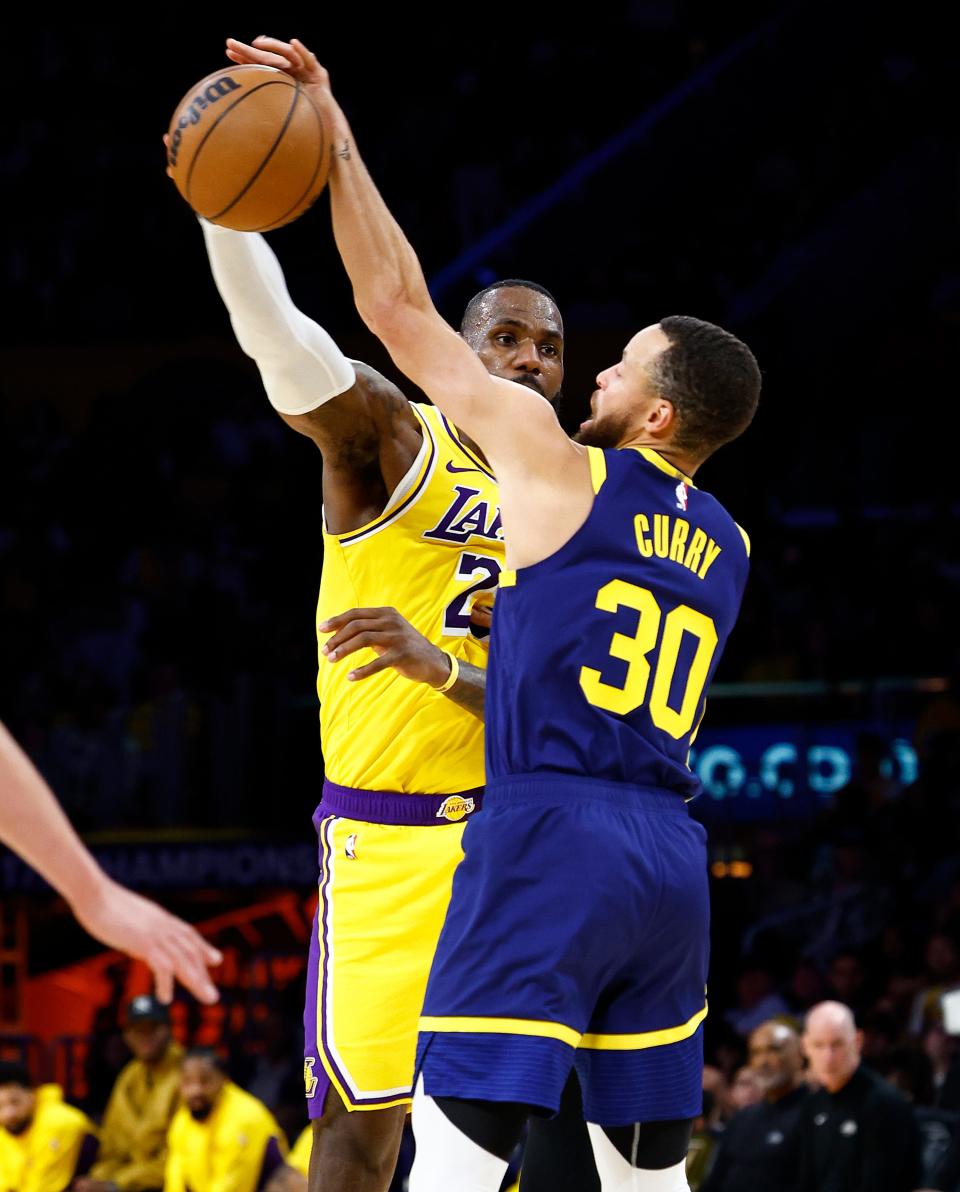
(710, 861, 754, 880)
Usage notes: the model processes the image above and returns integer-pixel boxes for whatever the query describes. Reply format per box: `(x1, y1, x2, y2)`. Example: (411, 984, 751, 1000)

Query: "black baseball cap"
(125, 994, 171, 1025)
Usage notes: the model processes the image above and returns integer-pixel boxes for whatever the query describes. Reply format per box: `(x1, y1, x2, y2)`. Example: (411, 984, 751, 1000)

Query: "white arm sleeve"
(201, 219, 356, 415)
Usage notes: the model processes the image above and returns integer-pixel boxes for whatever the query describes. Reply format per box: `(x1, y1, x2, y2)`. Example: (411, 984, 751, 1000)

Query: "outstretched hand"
(225, 36, 335, 111)
(73, 879, 223, 1005)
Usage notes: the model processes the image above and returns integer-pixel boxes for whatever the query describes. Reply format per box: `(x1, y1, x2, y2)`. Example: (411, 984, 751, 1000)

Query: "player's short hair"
(651, 316, 760, 457)
(460, 279, 562, 337)
(0, 1062, 32, 1089)
(183, 1047, 227, 1074)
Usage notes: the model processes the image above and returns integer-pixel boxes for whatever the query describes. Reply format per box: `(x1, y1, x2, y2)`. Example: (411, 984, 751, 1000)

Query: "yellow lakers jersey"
(318, 403, 504, 794)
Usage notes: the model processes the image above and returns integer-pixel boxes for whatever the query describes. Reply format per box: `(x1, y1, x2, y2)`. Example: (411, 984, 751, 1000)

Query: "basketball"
(166, 64, 330, 232)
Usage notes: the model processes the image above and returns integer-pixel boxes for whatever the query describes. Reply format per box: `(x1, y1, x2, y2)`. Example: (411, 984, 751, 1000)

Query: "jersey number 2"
(444, 553, 501, 635)
(579, 579, 718, 738)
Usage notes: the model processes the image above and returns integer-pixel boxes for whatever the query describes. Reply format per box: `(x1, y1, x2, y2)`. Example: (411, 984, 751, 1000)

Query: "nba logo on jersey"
(675, 481, 689, 511)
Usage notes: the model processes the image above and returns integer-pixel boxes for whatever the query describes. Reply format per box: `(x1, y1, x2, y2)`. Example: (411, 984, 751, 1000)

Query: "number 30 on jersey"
(579, 579, 718, 739)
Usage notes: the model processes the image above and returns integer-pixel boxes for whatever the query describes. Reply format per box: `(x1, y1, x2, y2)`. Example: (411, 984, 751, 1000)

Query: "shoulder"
(724, 1101, 765, 1138)
(352, 363, 420, 441)
(863, 1069, 914, 1116)
(42, 1097, 92, 1135)
(113, 1057, 142, 1087)
(355, 362, 410, 411)
(224, 1084, 277, 1130)
(168, 1105, 190, 1137)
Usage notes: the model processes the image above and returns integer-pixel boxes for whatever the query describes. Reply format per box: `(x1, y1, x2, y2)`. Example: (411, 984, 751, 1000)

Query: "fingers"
(470, 605, 493, 629)
(152, 957, 174, 1005)
(318, 606, 389, 634)
(140, 902, 222, 1004)
(289, 37, 317, 69)
(346, 655, 394, 682)
(325, 628, 388, 663)
(252, 35, 301, 57)
(204, 940, 225, 967)
(225, 37, 297, 72)
(163, 925, 221, 1004)
(161, 132, 174, 179)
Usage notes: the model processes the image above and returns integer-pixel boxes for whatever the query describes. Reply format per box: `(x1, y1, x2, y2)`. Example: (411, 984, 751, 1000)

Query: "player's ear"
(648, 398, 675, 433)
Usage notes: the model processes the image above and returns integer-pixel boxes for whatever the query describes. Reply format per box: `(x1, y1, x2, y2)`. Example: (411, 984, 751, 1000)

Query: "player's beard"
(511, 373, 545, 396)
(574, 410, 631, 448)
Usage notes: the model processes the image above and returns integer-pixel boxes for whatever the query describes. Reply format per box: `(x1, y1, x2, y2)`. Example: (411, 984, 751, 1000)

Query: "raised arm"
(195, 216, 423, 534)
(223, 37, 593, 564)
(0, 722, 222, 1003)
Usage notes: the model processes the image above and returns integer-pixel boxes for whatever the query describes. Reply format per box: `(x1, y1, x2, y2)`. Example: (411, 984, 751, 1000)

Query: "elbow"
(356, 291, 420, 348)
(355, 294, 397, 337)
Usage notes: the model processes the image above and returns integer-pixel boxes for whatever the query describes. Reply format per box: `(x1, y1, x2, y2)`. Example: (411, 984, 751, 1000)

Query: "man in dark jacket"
(701, 1019, 808, 1192)
(798, 1000, 922, 1192)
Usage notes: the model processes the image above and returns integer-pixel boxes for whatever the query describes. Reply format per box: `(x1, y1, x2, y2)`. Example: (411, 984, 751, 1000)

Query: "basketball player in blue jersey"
(172, 71, 573, 1192)
(227, 37, 762, 1192)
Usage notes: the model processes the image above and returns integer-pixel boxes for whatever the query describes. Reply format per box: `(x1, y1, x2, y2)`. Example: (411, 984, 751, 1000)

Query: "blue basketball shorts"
(415, 774, 709, 1127)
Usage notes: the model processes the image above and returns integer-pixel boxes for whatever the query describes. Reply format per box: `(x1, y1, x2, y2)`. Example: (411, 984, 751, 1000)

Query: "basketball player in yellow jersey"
(195, 128, 563, 1190)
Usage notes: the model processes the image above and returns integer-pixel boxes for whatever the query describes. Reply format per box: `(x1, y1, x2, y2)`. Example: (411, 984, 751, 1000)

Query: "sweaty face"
(180, 1058, 225, 1121)
(576, 324, 671, 448)
(749, 1024, 802, 1094)
(466, 287, 564, 402)
(124, 1021, 171, 1065)
(0, 1084, 34, 1135)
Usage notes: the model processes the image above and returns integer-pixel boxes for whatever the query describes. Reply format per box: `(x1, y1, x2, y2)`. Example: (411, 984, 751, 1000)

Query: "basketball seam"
(185, 78, 292, 203)
(248, 91, 328, 232)
(207, 81, 302, 224)
(183, 79, 298, 215)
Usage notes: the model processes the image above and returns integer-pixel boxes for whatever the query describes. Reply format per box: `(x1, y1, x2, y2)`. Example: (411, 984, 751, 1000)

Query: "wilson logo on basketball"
(436, 796, 476, 822)
(165, 64, 330, 232)
(167, 76, 242, 168)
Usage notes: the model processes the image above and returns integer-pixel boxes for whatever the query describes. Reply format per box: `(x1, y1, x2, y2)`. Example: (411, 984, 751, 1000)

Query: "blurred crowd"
(6, 990, 960, 1190)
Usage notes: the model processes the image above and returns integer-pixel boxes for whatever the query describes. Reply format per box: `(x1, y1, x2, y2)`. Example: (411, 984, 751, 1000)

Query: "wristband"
(435, 653, 460, 693)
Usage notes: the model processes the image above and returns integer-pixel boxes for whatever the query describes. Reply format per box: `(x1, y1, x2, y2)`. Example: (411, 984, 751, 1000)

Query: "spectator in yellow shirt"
(286, 1126, 310, 1179)
(0, 1062, 98, 1192)
(75, 994, 184, 1192)
(163, 1050, 286, 1192)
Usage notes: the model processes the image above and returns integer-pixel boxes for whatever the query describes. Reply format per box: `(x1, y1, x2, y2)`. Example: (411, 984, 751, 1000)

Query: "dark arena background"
(2, 6, 959, 1189)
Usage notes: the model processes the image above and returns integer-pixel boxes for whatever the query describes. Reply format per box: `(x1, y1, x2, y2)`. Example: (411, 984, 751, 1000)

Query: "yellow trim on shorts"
(419, 1016, 582, 1048)
(580, 1003, 708, 1050)
(419, 1003, 707, 1052)
(587, 446, 607, 493)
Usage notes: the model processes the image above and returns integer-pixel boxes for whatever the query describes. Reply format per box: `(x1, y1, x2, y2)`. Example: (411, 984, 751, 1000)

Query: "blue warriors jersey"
(486, 447, 750, 799)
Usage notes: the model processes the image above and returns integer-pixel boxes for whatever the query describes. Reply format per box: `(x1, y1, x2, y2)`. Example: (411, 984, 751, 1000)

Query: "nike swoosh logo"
(446, 462, 484, 475)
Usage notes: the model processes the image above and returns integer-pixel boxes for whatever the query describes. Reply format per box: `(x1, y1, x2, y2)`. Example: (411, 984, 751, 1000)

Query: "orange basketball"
(166, 64, 330, 232)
